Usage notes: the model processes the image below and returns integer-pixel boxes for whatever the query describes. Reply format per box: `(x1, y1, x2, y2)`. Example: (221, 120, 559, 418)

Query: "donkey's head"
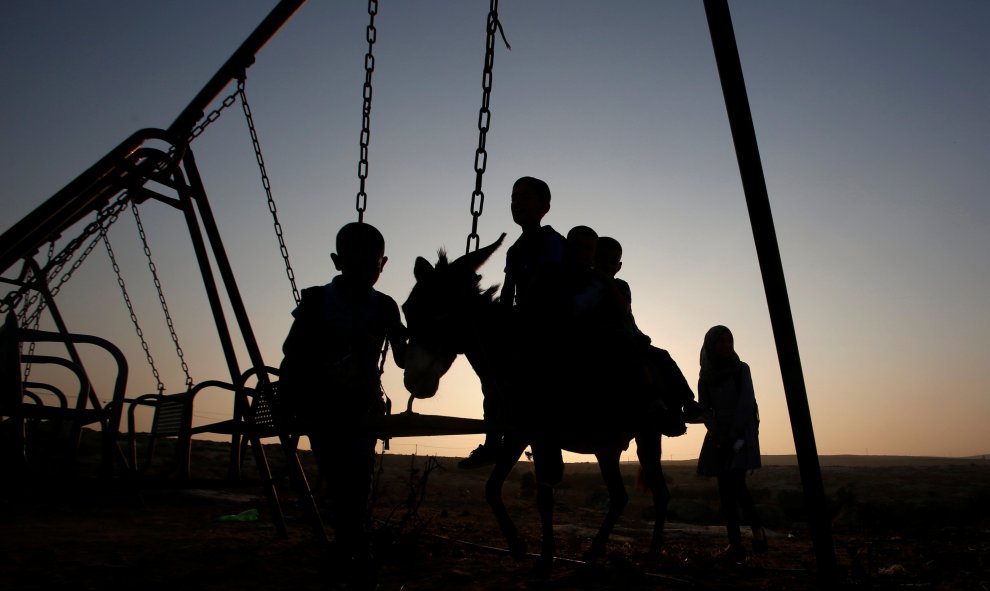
(402, 234, 505, 399)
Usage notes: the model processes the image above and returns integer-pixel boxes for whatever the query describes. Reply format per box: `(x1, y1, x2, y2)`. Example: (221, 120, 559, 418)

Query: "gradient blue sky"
(2, 1, 988, 461)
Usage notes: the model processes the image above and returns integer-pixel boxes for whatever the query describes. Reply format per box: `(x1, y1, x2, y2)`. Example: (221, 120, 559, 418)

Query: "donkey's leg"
(636, 433, 670, 558)
(532, 442, 564, 574)
(485, 435, 528, 560)
(583, 448, 629, 564)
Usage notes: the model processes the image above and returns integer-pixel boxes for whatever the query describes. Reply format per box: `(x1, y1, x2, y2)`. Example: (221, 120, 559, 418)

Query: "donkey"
(401, 235, 697, 570)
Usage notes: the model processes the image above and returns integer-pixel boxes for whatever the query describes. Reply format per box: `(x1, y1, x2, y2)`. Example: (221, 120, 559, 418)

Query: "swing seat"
(17, 356, 109, 426)
(126, 368, 295, 480)
(1, 312, 129, 479)
(126, 390, 190, 476)
(125, 381, 233, 478)
(185, 366, 295, 444)
(125, 365, 326, 542)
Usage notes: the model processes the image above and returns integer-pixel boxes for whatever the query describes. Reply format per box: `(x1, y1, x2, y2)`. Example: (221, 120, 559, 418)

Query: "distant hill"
(617, 454, 990, 468)
(664, 454, 990, 468)
(124, 431, 990, 470)
(366, 450, 990, 468)
(763, 454, 988, 467)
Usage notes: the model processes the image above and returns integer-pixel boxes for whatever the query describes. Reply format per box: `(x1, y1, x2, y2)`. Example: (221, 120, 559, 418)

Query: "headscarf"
(699, 325, 742, 385)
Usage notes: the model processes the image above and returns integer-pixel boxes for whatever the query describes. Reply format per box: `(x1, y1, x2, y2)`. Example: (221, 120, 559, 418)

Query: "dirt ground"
(2, 434, 988, 590)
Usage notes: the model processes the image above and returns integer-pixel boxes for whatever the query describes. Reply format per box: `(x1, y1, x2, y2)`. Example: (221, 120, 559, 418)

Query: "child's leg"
(737, 471, 767, 553)
(314, 434, 376, 551)
(736, 472, 760, 528)
(717, 470, 744, 548)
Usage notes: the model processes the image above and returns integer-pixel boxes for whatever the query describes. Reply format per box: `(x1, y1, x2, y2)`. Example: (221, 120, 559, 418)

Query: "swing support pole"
(703, 0, 837, 580)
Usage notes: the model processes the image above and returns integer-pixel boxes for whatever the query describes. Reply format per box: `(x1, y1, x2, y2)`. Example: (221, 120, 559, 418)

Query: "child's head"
(331, 222, 387, 288)
(510, 176, 551, 229)
(594, 236, 623, 278)
(566, 225, 598, 270)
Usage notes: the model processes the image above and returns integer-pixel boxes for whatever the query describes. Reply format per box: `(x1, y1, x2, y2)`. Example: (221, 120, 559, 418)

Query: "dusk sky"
(2, 1, 988, 462)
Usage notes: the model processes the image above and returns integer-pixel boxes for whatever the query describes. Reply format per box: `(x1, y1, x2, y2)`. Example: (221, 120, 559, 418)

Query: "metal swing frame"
(0, 0, 835, 576)
(0, 127, 320, 532)
(0, 1, 322, 539)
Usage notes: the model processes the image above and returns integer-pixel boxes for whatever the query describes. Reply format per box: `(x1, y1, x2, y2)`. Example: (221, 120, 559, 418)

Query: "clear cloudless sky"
(2, 1, 988, 462)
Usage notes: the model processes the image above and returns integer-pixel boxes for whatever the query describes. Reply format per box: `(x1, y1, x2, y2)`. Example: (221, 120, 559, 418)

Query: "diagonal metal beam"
(167, 0, 307, 139)
(1, 0, 308, 277)
(703, 0, 837, 580)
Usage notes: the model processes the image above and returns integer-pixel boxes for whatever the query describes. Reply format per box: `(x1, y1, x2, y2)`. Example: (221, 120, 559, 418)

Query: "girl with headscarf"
(696, 325, 767, 562)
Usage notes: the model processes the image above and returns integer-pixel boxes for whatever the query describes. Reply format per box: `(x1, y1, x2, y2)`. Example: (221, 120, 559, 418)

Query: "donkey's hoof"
(508, 538, 528, 561)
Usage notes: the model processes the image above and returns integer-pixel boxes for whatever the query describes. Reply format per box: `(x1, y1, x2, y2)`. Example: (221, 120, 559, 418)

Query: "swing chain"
(237, 78, 302, 306)
(19, 241, 56, 383)
(2, 197, 128, 320)
(188, 85, 242, 143)
(47, 198, 130, 294)
(131, 202, 194, 389)
(467, 0, 509, 254)
(13, 240, 53, 334)
(101, 215, 166, 394)
(355, 0, 378, 223)
(20, 313, 40, 383)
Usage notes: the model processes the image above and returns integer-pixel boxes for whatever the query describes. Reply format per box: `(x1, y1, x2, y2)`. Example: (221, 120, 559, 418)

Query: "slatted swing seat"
(125, 366, 327, 540)
(182, 367, 297, 475)
(126, 389, 191, 476)
(125, 380, 234, 478)
(130, 362, 488, 475)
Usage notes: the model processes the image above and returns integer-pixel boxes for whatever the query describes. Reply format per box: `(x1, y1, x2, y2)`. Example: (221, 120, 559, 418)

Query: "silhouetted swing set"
(0, 0, 836, 579)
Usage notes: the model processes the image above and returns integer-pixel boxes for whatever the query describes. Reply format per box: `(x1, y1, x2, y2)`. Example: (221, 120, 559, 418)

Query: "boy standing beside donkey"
(280, 221, 407, 588)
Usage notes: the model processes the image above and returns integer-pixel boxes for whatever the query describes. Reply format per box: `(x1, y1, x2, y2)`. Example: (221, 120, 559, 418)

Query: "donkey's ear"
(413, 256, 435, 281)
(454, 232, 507, 272)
